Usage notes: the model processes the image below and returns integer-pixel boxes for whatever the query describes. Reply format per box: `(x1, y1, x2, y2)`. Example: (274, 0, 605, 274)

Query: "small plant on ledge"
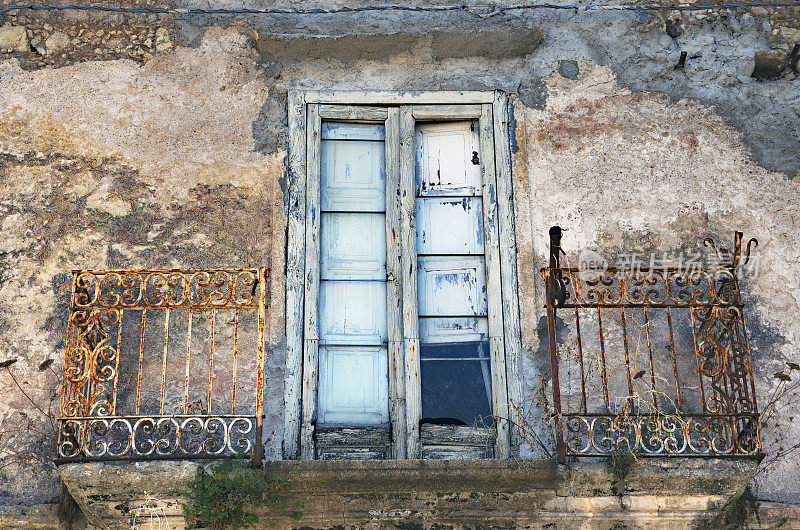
(182, 455, 303, 529)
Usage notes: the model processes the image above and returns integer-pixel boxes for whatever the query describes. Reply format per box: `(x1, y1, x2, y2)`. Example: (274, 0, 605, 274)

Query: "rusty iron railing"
(56, 268, 268, 465)
(543, 227, 761, 463)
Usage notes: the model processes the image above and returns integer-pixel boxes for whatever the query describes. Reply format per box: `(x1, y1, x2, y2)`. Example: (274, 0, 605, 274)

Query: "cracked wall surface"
(0, 0, 798, 522)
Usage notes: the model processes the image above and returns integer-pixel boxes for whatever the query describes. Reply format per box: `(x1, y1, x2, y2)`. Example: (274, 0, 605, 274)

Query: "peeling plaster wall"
(515, 64, 800, 504)
(0, 0, 799, 518)
(0, 28, 287, 507)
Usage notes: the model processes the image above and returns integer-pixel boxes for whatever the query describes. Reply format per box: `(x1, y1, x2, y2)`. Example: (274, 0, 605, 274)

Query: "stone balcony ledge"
(59, 457, 759, 529)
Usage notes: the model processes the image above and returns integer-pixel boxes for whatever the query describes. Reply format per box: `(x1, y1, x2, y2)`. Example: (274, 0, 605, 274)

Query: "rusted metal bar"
(136, 309, 146, 415)
(208, 308, 216, 415)
(597, 308, 610, 411)
(232, 308, 239, 415)
(720, 315, 734, 415)
(689, 308, 708, 413)
(740, 312, 762, 452)
(252, 268, 267, 467)
(733, 320, 751, 409)
(620, 307, 634, 406)
(571, 412, 760, 418)
(643, 308, 658, 409)
(159, 308, 170, 415)
(543, 266, 744, 274)
(54, 452, 248, 465)
(574, 307, 588, 414)
(740, 313, 758, 414)
(71, 268, 261, 274)
(546, 226, 566, 464)
(666, 307, 682, 411)
(552, 303, 745, 309)
(61, 414, 255, 419)
(111, 309, 123, 415)
(183, 308, 193, 414)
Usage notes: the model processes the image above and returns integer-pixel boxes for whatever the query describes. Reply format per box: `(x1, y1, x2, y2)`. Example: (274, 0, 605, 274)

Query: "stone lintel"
(255, 27, 543, 62)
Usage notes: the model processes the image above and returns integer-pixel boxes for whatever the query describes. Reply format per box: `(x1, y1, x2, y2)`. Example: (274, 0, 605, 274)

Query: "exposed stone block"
(44, 31, 70, 54)
(154, 27, 172, 52)
(665, 18, 684, 39)
(558, 59, 580, 80)
(0, 23, 30, 52)
(752, 50, 788, 79)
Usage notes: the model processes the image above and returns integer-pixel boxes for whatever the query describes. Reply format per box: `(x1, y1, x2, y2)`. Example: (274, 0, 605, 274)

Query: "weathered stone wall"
(0, 0, 798, 523)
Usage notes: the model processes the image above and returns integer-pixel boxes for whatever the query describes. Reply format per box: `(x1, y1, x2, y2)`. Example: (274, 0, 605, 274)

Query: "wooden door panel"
(318, 346, 389, 425)
(321, 138, 386, 212)
(415, 121, 481, 197)
(417, 256, 487, 317)
(419, 317, 489, 345)
(322, 122, 385, 141)
(415, 197, 484, 255)
(319, 281, 387, 345)
(321, 213, 387, 280)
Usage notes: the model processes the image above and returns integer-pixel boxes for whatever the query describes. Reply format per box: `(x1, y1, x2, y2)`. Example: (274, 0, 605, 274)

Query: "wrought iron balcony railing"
(543, 227, 762, 463)
(56, 268, 269, 465)
(57, 234, 761, 466)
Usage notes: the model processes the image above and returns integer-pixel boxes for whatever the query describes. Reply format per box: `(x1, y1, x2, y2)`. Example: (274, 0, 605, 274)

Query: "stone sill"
(60, 457, 759, 529)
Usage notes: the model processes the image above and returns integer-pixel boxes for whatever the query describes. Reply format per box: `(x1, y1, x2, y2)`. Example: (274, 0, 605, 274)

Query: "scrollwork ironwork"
(57, 416, 255, 460)
(57, 267, 268, 463)
(61, 308, 120, 419)
(543, 267, 740, 308)
(563, 414, 760, 457)
(72, 269, 260, 309)
(545, 230, 761, 460)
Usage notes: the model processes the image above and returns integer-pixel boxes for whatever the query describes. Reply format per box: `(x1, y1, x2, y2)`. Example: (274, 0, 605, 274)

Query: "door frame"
(284, 91, 522, 461)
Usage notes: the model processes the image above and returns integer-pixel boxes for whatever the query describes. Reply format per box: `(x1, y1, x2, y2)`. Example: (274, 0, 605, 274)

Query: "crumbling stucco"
(59, 458, 759, 529)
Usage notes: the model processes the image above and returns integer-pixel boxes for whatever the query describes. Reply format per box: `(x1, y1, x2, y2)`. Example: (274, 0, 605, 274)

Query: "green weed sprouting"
(182, 456, 303, 529)
(608, 425, 639, 479)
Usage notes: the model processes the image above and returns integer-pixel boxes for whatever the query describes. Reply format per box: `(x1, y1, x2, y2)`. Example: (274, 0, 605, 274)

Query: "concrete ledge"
(255, 27, 543, 62)
(264, 457, 559, 493)
(558, 457, 760, 497)
(751, 501, 800, 528)
(0, 504, 60, 529)
(59, 457, 759, 529)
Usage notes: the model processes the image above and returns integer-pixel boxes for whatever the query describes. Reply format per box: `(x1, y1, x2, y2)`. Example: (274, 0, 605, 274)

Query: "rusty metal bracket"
(703, 231, 758, 269)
